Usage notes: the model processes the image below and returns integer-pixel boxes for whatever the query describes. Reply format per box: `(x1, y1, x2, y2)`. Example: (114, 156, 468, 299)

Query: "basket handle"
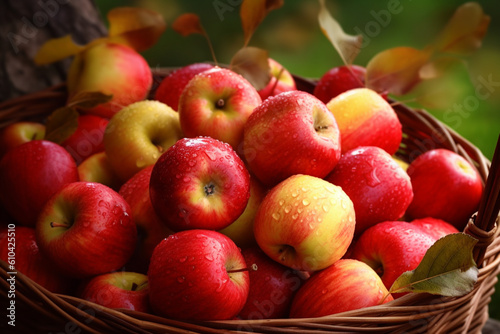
(465, 134, 500, 265)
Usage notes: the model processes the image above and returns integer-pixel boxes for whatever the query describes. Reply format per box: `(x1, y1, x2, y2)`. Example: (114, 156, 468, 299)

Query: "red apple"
(238, 247, 304, 320)
(313, 65, 366, 104)
(104, 100, 183, 182)
(148, 229, 249, 320)
(243, 90, 341, 186)
(154, 62, 214, 111)
(178, 67, 262, 149)
(289, 259, 393, 318)
(67, 42, 152, 119)
(36, 182, 137, 278)
(0, 226, 74, 293)
(254, 174, 355, 271)
(78, 271, 150, 313)
(351, 220, 436, 294)
(0, 121, 45, 158)
(326, 88, 402, 155)
(258, 58, 296, 100)
(119, 165, 173, 273)
(77, 151, 123, 191)
(410, 217, 459, 241)
(150, 137, 250, 231)
(325, 146, 413, 236)
(405, 148, 483, 230)
(61, 114, 109, 165)
(0, 140, 79, 227)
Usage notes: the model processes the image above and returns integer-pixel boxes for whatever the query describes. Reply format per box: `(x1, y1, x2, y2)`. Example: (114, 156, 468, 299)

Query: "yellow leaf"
(172, 13, 205, 37)
(107, 7, 166, 52)
(34, 35, 84, 65)
(240, 0, 284, 46)
(318, 0, 362, 66)
(432, 2, 490, 54)
(365, 47, 432, 95)
(230, 47, 271, 91)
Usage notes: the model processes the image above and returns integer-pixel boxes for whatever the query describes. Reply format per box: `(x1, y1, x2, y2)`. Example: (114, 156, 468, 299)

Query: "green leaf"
(389, 233, 478, 296)
(317, 0, 362, 65)
(44, 107, 79, 144)
(67, 91, 113, 110)
(230, 46, 271, 91)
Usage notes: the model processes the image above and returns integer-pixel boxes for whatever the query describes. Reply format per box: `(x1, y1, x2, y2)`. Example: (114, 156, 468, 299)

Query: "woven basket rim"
(1, 67, 499, 334)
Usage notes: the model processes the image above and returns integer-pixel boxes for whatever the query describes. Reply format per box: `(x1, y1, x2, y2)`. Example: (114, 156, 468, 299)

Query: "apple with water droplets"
(78, 271, 150, 313)
(178, 67, 262, 149)
(35, 182, 137, 278)
(405, 148, 483, 230)
(104, 100, 183, 182)
(351, 220, 436, 296)
(148, 229, 249, 320)
(313, 65, 366, 104)
(150, 136, 250, 231)
(254, 174, 355, 271)
(289, 259, 393, 318)
(325, 146, 413, 236)
(410, 217, 459, 241)
(243, 90, 341, 187)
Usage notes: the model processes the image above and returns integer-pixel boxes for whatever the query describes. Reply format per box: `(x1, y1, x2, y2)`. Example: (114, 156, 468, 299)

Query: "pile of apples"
(0, 40, 485, 321)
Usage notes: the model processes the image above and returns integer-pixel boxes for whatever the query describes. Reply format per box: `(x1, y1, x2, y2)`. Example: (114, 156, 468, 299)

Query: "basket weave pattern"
(0, 70, 499, 334)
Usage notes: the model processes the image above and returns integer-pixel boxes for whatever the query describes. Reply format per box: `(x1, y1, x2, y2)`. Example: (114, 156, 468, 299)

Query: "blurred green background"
(95, 0, 500, 317)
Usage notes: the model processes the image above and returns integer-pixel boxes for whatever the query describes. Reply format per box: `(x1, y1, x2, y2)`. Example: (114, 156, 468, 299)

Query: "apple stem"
(50, 222, 69, 228)
(215, 98, 225, 109)
(379, 292, 392, 305)
(227, 267, 249, 274)
(269, 67, 285, 95)
(156, 145, 164, 153)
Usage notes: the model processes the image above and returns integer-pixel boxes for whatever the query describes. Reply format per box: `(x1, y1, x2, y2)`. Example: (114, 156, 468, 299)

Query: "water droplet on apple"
(321, 289, 328, 295)
(322, 205, 329, 212)
(302, 199, 310, 206)
(205, 254, 214, 261)
(272, 212, 280, 220)
(278, 199, 285, 206)
(297, 208, 303, 214)
(264, 276, 271, 282)
(177, 276, 185, 283)
(292, 213, 299, 220)
(284, 205, 291, 213)
(179, 256, 188, 263)
(291, 192, 299, 198)
(204, 150, 217, 161)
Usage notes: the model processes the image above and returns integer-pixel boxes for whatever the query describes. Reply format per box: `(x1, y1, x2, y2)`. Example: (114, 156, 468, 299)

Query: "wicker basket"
(0, 68, 499, 334)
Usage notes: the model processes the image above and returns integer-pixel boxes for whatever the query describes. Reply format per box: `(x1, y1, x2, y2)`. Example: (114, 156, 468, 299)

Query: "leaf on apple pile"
(389, 233, 478, 296)
(230, 47, 271, 91)
(317, 0, 363, 66)
(67, 91, 113, 110)
(44, 107, 79, 144)
(240, 0, 284, 47)
(364, 2, 489, 103)
(35, 7, 166, 65)
(106, 7, 167, 52)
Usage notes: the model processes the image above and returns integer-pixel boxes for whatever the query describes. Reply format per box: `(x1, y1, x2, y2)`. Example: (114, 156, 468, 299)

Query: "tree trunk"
(0, 0, 107, 102)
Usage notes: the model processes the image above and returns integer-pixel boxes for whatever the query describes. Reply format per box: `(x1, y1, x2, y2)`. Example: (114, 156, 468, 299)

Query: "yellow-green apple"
(325, 146, 413, 236)
(78, 271, 150, 313)
(36, 182, 137, 278)
(154, 62, 214, 111)
(257, 58, 296, 100)
(405, 149, 483, 230)
(150, 137, 250, 231)
(410, 217, 459, 241)
(0, 140, 79, 227)
(289, 259, 393, 318)
(77, 151, 122, 191)
(67, 42, 152, 119)
(326, 88, 402, 155)
(0, 121, 45, 158)
(0, 226, 74, 294)
(61, 114, 109, 165)
(351, 220, 435, 294)
(237, 247, 304, 320)
(147, 229, 249, 320)
(119, 165, 173, 273)
(313, 65, 366, 104)
(178, 67, 262, 149)
(254, 174, 355, 271)
(218, 177, 267, 249)
(104, 100, 183, 182)
(243, 91, 341, 186)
